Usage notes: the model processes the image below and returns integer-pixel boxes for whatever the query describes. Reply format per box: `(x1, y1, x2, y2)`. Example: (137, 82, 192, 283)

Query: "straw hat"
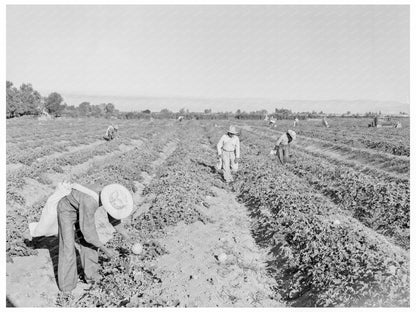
(227, 125, 238, 135)
(287, 130, 296, 141)
(101, 184, 133, 219)
(114, 125, 119, 130)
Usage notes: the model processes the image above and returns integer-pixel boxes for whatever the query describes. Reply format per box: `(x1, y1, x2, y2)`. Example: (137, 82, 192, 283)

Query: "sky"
(6, 5, 410, 111)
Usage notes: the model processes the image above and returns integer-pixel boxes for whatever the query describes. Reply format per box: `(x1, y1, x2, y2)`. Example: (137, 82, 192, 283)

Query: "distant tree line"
(6, 81, 65, 118)
(7, 81, 407, 120)
(64, 102, 119, 118)
(6, 81, 119, 119)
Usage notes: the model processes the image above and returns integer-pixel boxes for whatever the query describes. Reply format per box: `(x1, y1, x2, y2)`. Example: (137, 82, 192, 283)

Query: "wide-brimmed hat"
(114, 125, 119, 130)
(227, 126, 238, 135)
(101, 184, 133, 219)
(287, 130, 297, 141)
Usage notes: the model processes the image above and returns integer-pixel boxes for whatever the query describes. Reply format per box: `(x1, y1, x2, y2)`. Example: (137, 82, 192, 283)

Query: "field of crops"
(6, 116, 410, 307)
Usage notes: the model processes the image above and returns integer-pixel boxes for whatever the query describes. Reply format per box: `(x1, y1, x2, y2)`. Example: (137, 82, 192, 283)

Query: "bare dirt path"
(6, 139, 177, 308)
(142, 186, 283, 308)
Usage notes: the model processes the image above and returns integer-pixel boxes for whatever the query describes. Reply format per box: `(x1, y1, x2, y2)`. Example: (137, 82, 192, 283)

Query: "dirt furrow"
(131, 139, 179, 218)
(142, 186, 283, 307)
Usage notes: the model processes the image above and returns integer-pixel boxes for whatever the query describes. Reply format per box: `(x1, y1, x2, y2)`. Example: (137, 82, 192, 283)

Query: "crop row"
(230, 133, 409, 307)
(7, 139, 99, 165)
(6, 125, 179, 260)
(76, 130, 176, 193)
(6, 120, 159, 163)
(286, 150, 409, 249)
(204, 123, 409, 306)
(131, 130, 216, 237)
(294, 127, 410, 157)
(6, 118, 160, 150)
(248, 126, 410, 176)
(242, 118, 409, 156)
(299, 138, 410, 175)
(6, 121, 172, 206)
(297, 143, 409, 184)
(240, 129, 410, 249)
(73, 122, 222, 307)
(6, 124, 102, 144)
(6, 140, 123, 205)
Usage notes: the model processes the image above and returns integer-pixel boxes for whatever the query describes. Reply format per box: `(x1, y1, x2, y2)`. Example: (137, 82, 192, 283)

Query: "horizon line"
(56, 92, 409, 105)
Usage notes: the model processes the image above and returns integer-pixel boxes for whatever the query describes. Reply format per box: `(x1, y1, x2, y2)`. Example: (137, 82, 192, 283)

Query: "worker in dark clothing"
(56, 183, 133, 296)
(271, 130, 297, 165)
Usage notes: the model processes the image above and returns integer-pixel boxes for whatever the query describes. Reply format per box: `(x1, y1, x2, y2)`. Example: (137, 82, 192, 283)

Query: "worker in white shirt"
(293, 117, 299, 127)
(104, 125, 118, 141)
(217, 126, 240, 183)
(271, 130, 297, 165)
(269, 117, 277, 128)
(322, 117, 329, 128)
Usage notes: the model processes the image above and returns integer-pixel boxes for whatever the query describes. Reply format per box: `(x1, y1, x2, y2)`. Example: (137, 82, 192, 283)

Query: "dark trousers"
(277, 145, 290, 165)
(57, 197, 99, 292)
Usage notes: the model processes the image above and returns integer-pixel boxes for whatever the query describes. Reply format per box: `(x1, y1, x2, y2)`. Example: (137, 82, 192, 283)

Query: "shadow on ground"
(6, 296, 15, 307)
(24, 236, 84, 285)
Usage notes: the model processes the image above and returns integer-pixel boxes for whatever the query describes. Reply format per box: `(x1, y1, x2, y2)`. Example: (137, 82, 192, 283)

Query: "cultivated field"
(6, 117, 410, 307)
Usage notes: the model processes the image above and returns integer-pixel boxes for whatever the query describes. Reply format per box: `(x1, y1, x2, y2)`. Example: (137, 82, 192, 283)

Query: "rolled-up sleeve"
(79, 195, 102, 247)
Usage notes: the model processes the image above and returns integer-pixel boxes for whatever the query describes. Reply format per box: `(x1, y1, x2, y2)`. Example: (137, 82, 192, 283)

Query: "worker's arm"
(217, 135, 225, 156)
(79, 196, 116, 258)
(235, 137, 240, 159)
(108, 214, 131, 243)
(114, 223, 131, 243)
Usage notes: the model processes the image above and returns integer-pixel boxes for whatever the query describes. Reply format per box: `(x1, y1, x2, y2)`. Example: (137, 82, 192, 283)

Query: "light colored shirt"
(276, 133, 291, 146)
(66, 189, 121, 248)
(217, 134, 240, 158)
(106, 126, 114, 137)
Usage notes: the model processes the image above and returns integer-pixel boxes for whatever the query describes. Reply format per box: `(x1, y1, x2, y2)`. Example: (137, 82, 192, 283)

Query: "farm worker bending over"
(104, 125, 118, 141)
(56, 183, 133, 296)
(217, 126, 240, 183)
(272, 130, 297, 165)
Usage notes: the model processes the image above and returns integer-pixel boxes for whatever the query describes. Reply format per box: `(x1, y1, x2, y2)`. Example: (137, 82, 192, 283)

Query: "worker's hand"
(235, 158, 240, 164)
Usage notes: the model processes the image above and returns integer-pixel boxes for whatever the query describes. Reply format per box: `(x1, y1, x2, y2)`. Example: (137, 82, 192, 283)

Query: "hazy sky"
(7, 5, 409, 105)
